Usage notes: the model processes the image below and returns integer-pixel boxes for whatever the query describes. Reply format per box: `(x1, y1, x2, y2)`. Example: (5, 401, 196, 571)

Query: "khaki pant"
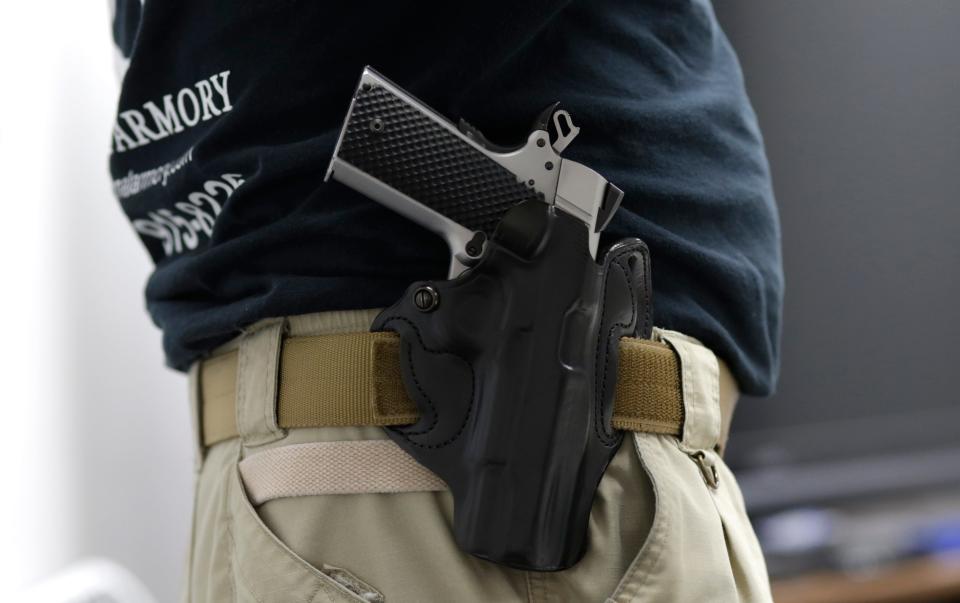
(184, 311, 772, 602)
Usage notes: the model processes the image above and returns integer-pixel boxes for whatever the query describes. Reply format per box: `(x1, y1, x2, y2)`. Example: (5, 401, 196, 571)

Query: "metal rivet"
(692, 451, 720, 489)
(536, 138, 546, 147)
(413, 286, 440, 312)
(545, 161, 554, 170)
(465, 231, 486, 258)
(369, 118, 384, 132)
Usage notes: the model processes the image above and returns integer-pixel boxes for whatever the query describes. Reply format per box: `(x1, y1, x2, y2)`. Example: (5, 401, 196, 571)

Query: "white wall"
(0, 3, 193, 601)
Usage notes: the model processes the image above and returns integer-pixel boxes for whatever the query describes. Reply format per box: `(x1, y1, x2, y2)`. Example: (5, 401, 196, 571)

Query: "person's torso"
(109, 0, 783, 395)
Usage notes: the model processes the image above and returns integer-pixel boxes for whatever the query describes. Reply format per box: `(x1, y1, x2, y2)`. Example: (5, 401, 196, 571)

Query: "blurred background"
(0, 1, 957, 602)
(717, 2, 960, 602)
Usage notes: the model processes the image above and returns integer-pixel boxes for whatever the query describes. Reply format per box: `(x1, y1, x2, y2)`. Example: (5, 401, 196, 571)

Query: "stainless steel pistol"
(325, 66, 625, 277)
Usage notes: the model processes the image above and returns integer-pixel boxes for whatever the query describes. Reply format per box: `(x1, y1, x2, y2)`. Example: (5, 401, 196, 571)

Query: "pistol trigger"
(550, 110, 580, 154)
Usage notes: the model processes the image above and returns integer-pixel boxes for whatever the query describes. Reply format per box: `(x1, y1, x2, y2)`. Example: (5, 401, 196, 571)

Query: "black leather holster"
(371, 200, 653, 571)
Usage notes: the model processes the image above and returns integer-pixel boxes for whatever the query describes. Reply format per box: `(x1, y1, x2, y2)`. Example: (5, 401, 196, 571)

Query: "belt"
(198, 331, 684, 447)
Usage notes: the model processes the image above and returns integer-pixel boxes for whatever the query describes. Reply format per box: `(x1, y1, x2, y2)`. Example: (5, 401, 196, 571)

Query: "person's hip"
(183, 309, 771, 603)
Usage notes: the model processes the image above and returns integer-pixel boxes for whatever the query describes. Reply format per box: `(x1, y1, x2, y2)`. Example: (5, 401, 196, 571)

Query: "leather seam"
(377, 315, 476, 449)
(396, 339, 440, 436)
(594, 245, 642, 447)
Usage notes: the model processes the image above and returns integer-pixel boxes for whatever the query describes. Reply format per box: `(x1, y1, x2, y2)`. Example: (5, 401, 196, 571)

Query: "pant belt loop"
(236, 317, 288, 449)
(656, 328, 723, 488)
(187, 362, 205, 470)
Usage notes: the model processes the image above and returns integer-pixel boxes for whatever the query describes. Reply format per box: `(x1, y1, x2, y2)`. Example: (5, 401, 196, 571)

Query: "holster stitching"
(378, 315, 476, 448)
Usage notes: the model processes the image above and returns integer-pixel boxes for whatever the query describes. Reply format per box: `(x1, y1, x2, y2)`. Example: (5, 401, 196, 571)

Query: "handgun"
(325, 66, 625, 277)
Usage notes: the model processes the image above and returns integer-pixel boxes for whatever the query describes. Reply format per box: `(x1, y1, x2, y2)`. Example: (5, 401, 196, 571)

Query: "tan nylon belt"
(199, 332, 683, 447)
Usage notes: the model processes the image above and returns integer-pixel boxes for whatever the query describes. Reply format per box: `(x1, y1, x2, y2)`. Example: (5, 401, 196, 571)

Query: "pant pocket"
(188, 438, 380, 603)
(234, 466, 389, 602)
(608, 432, 772, 603)
(252, 468, 531, 602)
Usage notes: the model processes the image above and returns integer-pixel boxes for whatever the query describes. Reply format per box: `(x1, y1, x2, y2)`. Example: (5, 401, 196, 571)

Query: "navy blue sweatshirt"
(109, 0, 783, 395)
